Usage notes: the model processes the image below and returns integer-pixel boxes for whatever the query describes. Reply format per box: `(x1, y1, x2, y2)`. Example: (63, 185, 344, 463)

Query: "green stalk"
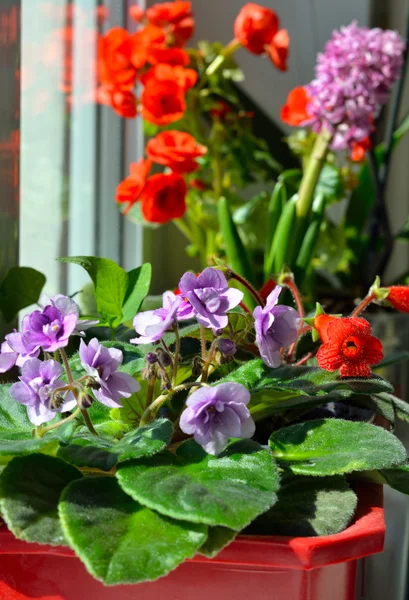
(296, 128, 332, 219)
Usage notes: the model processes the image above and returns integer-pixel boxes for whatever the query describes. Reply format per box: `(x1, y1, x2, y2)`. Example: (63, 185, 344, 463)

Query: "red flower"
(129, 6, 145, 23)
(385, 286, 409, 313)
(131, 26, 166, 69)
(210, 100, 232, 119)
(234, 3, 279, 54)
(141, 64, 197, 92)
(98, 27, 137, 87)
(147, 47, 190, 66)
(315, 316, 384, 378)
(140, 173, 187, 223)
(351, 136, 371, 162)
(97, 86, 137, 118)
(267, 28, 289, 72)
(116, 159, 152, 214)
(280, 87, 311, 126)
(146, 131, 207, 174)
(190, 178, 208, 191)
(146, 2, 194, 46)
(141, 79, 186, 125)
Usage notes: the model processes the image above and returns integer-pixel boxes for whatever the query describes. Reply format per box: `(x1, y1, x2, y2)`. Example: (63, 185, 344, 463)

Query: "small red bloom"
(140, 173, 187, 223)
(141, 79, 186, 125)
(98, 27, 137, 87)
(280, 87, 311, 126)
(315, 316, 384, 378)
(210, 100, 232, 119)
(267, 28, 289, 72)
(146, 131, 207, 174)
(385, 286, 409, 313)
(146, 2, 194, 46)
(147, 47, 190, 66)
(131, 26, 166, 70)
(141, 64, 197, 91)
(116, 159, 152, 214)
(234, 3, 279, 55)
(129, 6, 145, 23)
(351, 136, 371, 162)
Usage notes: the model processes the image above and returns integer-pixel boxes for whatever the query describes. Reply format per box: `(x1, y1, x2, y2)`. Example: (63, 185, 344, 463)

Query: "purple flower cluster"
(253, 286, 299, 368)
(131, 291, 180, 345)
(10, 359, 76, 426)
(306, 21, 405, 149)
(0, 295, 96, 373)
(80, 338, 140, 408)
(180, 382, 255, 455)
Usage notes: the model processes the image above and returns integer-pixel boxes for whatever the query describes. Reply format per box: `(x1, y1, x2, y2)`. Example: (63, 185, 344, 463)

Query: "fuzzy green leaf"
(58, 419, 173, 471)
(121, 263, 152, 323)
(0, 267, 46, 323)
(269, 419, 407, 476)
(117, 439, 278, 531)
(0, 454, 81, 545)
(250, 474, 357, 536)
(59, 477, 207, 585)
(198, 526, 237, 558)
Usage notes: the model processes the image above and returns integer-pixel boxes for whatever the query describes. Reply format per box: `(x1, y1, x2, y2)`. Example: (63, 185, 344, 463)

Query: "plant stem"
(140, 382, 209, 426)
(206, 39, 241, 76)
(36, 408, 81, 437)
(350, 292, 376, 317)
(172, 327, 181, 385)
(201, 340, 217, 383)
(146, 376, 156, 410)
(60, 348, 98, 436)
(229, 271, 265, 307)
(174, 218, 193, 242)
(296, 128, 332, 219)
(283, 277, 305, 319)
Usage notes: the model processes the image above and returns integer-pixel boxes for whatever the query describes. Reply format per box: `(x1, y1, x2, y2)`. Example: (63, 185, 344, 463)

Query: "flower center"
(342, 336, 361, 359)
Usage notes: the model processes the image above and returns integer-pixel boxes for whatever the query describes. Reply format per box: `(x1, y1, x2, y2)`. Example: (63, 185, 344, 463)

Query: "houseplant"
(1, 255, 409, 599)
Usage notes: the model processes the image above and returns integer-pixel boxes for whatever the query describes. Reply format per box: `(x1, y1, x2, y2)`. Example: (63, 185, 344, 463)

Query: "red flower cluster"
(384, 286, 409, 313)
(116, 130, 207, 221)
(234, 3, 289, 71)
(315, 315, 383, 378)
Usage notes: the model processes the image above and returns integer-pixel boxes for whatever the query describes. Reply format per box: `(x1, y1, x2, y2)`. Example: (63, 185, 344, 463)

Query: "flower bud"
(78, 393, 93, 410)
(216, 338, 237, 356)
(192, 356, 203, 377)
(146, 352, 158, 364)
(156, 348, 172, 367)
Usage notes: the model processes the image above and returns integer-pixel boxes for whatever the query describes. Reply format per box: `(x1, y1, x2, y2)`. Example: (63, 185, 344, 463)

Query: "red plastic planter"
(0, 485, 384, 600)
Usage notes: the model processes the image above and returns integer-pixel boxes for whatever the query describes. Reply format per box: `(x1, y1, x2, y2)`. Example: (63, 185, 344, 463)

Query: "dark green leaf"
(380, 464, 409, 494)
(269, 419, 407, 476)
(250, 475, 357, 536)
(59, 477, 207, 585)
(117, 439, 278, 531)
(0, 454, 81, 545)
(0, 384, 35, 439)
(198, 526, 237, 558)
(0, 267, 46, 322)
(58, 257, 128, 328)
(374, 351, 409, 370)
(58, 419, 173, 471)
(121, 263, 152, 324)
(316, 164, 344, 202)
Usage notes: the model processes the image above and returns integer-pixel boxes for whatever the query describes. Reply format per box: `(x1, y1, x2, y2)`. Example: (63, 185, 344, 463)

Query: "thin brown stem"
(229, 272, 265, 307)
(200, 325, 208, 361)
(350, 292, 376, 318)
(294, 351, 316, 366)
(283, 278, 305, 319)
(172, 327, 181, 385)
(146, 376, 156, 410)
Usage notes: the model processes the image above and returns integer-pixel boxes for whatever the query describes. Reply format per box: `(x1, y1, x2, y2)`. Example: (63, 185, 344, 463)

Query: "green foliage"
(198, 526, 237, 558)
(57, 420, 173, 471)
(59, 477, 207, 585)
(117, 439, 278, 531)
(0, 454, 81, 545)
(269, 419, 407, 476)
(58, 257, 151, 329)
(250, 474, 357, 536)
(0, 267, 46, 323)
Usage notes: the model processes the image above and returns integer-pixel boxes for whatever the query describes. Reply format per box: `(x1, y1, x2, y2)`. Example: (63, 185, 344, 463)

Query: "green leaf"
(58, 419, 173, 471)
(58, 257, 128, 328)
(117, 439, 278, 531)
(250, 475, 357, 536)
(59, 476, 207, 585)
(375, 351, 409, 370)
(121, 263, 152, 324)
(316, 164, 344, 202)
(269, 419, 407, 476)
(0, 267, 46, 322)
(199, 526, 237, 558)
(380, 464, 409, 494)
(0, 384, 34, 439)
(377, 393, 409, 423)
(0, 454, 81, 545)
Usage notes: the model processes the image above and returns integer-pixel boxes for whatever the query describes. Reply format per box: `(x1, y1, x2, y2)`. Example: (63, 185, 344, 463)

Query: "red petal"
(317, 343, 343, 371)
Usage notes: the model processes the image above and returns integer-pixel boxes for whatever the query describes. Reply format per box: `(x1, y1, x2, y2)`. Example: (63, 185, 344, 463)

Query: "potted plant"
(0, 253, 409, 599)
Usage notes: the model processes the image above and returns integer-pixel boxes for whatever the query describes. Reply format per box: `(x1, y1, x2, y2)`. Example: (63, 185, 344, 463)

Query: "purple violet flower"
(177, 268, 243, 330)
(79, 338, 140, 408)
(179, 382, 255, 455)
(305, 21, 405, 150)
(0, 337, 39, 373)
(253, 286, 299, 368)
(131, 291, 180, 345)
(10, 358, 76, 426)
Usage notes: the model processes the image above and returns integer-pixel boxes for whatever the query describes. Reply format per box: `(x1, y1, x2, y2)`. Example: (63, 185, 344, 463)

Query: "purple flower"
(253, 286, 299, 368)
(305, 22, 405, 150)
(131, 291, 180, 345)
(10, 358, 76, 426)
(0, 338, 39, 373)
(177, 268, 243, 330)
(79, 338, 140, 408)
(180, 382, 255, 455)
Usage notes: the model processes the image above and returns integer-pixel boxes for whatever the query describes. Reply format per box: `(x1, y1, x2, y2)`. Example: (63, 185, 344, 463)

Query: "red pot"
(0, 485, 384, 600)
